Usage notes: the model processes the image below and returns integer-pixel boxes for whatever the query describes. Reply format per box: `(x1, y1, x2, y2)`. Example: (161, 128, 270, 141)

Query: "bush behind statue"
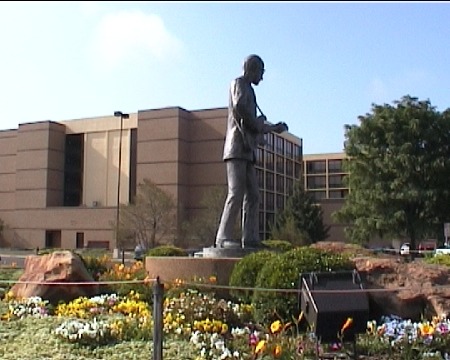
(146, 245, 187, 257)
(261, 239, 295, 252)
(229, 250, 278, 304)
(252, 246, 355, 325)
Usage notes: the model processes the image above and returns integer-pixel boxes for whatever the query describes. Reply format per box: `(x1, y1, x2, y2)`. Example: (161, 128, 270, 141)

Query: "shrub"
(229, 250, 278, 303)
(262, 239, 295, 252)
(98, 262, 152, 302)
(146, 245, 187, 257)
(252, 246, 355, 325)
(78, 253, 112, 281)
(0, 268, 23, 296)
(424, 254, 450, 267)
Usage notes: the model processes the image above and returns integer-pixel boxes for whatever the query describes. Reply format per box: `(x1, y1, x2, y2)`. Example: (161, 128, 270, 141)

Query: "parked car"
(400, 243, 410, 256)
(435, 247, 450, 256)
(418, 240, 437, 256)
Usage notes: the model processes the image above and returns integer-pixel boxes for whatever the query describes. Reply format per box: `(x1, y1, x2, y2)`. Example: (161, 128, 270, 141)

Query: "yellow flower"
(273, 344, 282, 358)
(340, 317, 353, 334)
(297, 310, 304, 323)
(283, 321, 292, 332)
(255, 340, 266, 354)
(270, 320, 282, 334)
(367, 320, 377, 335)
(419, 322, 435, 336)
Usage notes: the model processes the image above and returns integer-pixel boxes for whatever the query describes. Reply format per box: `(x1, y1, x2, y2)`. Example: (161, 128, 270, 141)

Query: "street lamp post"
(114, 111, 129, 264)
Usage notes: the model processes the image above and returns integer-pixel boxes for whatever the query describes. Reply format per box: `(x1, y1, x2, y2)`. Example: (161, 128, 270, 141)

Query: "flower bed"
(1, 286, 450, 359)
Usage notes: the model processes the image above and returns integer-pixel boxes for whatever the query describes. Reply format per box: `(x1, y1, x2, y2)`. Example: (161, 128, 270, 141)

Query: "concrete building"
(303, 152, 349, 242)
(0, 106, 302, 250)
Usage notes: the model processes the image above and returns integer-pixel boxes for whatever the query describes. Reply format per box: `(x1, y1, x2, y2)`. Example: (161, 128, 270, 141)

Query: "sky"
(1, 1, 449, 155)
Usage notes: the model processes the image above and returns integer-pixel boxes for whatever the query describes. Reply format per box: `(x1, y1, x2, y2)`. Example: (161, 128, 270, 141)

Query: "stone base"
(202, 246, 260, 258)
(145, 256, 241, 292)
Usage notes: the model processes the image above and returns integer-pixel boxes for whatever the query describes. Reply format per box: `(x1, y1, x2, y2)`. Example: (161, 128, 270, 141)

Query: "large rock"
(354, 256, 450, 320)
(10, 250, 99, 304)
(311, 241, 450, 320)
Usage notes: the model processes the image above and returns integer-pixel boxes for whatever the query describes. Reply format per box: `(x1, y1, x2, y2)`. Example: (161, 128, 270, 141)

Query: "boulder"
(10, 250, 99, 304)
(311, 241, 450, 320)
(354, 256, 450, 321)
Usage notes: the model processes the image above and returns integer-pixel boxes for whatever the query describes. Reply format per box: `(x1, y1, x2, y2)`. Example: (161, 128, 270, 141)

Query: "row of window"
(305, 159, 345, 174)
(308, 189, 349, 201)
(256, 149, 302, 177)
(306, 174, 347, 189)
(264, 133, 302, 160)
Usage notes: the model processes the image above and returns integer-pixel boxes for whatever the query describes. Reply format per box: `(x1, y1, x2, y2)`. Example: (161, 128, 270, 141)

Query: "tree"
(334, 95, 450, 251)
(117, 178, 176, 249)
(181, 185, 239, 248)
(271, 180, 330, 245)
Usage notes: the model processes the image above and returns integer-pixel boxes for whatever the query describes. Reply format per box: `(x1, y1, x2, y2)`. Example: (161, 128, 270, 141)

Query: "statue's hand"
(256, 115, 267, 122)
(274, 122, 288, 133)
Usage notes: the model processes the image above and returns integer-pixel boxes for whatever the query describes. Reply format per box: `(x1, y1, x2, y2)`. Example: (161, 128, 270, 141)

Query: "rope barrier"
(0, 278, 157, 286)
(1, 275, 450, 294)
(166, 279, 450, 295)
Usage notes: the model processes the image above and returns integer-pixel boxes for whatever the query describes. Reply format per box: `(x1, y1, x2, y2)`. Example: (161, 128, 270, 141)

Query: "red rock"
(312, 242, 450, 320)
(10, 250, 99, 303)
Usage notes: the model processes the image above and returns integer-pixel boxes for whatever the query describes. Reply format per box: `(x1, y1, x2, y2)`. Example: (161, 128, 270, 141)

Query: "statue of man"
(215, 54, 288, 248)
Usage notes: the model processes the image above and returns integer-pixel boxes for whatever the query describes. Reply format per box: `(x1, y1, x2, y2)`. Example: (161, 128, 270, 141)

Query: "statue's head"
(243, 54, 265, 85)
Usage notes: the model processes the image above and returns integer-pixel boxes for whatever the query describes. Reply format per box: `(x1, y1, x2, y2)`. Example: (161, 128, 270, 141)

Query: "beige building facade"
(0, 107, 302, 250)
(303, 152, 349, 242)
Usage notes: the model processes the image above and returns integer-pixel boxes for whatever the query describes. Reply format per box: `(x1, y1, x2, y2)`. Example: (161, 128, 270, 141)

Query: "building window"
(265, 172, 274, 191)
(294, 144, 302, 162)
(285, 159, 293, 177)
(329, 189, 349, 199)
(276, 194, 284, 210)
(265, 133, 274, 151)
(286, 178, 294, 195)
(266, 152, 274, 170)
(311, 191, 326, 201)
(257, 169, 264, 188)
(64, 134, 84, 206)
(259, 212, 265, 232)
(76, 232, 85, 248)
(328, 159, 343, 173)
(276, 136, 284, 154)
(306, 160, 326, 174)
(265, 212, 275, 233)
(266, 192, 274, 211)
(256, 148, 264, 167)
(295, 163, 302, 178)
(329, 174, 346, 188)
(276, 175, 284, 193)
(45, 230, 62, 248)
(276, 155, 284, 174)
(286, 141, 294, 159)
(307, 175, 326, 190)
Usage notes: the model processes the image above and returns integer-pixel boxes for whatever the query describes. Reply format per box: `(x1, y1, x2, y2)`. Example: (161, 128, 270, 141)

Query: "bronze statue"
(215, 54, 288, 248)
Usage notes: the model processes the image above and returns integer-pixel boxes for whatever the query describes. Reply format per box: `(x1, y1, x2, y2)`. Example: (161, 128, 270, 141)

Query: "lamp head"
(114, 111, 129, 119)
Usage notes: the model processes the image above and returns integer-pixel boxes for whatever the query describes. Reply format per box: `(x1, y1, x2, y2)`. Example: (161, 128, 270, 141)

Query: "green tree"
(117, 178, 176, 249)
(334, 95, 450, 251)
(271, 180, 330, 245)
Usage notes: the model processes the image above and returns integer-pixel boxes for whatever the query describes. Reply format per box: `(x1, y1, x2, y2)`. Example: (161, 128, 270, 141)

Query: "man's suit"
(215, 76, 263, 248)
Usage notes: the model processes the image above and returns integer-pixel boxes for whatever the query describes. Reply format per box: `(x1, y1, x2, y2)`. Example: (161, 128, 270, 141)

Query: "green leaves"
(336, 95, 450, 249)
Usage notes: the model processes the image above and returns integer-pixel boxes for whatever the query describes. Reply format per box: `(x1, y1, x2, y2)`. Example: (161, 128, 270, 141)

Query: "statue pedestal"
(202, 246, 260, 258)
